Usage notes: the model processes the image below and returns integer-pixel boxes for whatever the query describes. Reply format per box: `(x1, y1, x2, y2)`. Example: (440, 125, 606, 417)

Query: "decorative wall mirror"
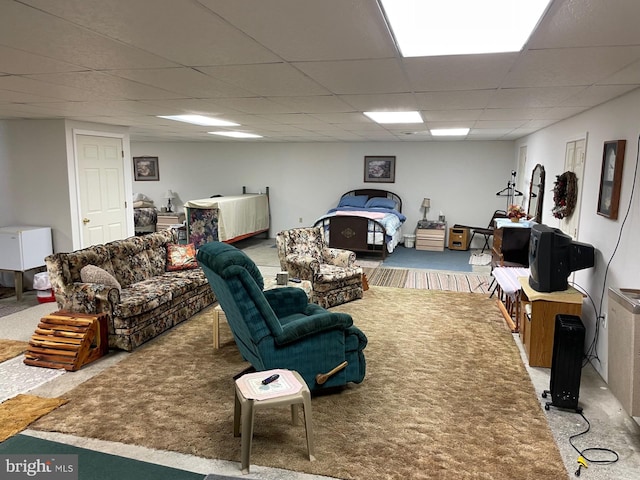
(527, 164, 545, 223)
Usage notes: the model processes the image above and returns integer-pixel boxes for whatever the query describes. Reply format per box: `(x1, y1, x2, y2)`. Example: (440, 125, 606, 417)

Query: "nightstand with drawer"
(415, 221, 446, 251)
(156, 213, 185, 230)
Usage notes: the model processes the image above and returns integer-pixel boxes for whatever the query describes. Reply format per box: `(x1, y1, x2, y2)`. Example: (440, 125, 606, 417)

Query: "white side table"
(234, 369, 315, 474)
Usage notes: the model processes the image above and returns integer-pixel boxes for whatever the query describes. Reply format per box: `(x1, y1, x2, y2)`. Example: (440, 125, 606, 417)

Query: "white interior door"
(77, 135, 127, 247)
(561, 138, 587, 239)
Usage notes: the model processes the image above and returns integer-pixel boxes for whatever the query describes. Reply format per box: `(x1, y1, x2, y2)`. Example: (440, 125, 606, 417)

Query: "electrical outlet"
(299, 217, 303, 223)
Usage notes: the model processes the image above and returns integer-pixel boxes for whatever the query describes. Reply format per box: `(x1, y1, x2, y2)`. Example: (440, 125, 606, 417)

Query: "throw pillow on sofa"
(166, 243, 199, 271)
(80, 265, 122, 292)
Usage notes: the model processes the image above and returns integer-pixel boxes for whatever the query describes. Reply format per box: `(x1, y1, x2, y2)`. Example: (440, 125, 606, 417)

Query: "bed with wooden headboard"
(313, 189, 405, 259)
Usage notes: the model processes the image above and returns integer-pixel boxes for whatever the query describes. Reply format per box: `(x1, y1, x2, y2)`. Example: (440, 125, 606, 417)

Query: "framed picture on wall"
(597, 140, 625, 219)
(364, 156, 395, 183)
(133, 156, 160, 181)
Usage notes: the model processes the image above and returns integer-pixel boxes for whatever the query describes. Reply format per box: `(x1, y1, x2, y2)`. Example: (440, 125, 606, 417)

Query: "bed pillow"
(166, 243, 199, 271)
(338, 195, 369, 208)
(80, 265, 122, 292)
(365, 197, 397, 210)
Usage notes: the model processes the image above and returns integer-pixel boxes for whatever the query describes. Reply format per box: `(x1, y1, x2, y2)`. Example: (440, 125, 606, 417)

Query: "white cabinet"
(0, 226, 53, 300)
(0, 226, 53, 271)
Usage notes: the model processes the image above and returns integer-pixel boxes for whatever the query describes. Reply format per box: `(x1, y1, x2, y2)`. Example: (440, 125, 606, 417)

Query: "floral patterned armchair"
(276, 226, 363, 308)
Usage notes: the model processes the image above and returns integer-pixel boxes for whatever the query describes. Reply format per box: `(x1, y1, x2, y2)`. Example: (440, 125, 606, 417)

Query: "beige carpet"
(0, 394, 67, 442)
(31, 287, 566, 479)
(0, 339, 29, 363)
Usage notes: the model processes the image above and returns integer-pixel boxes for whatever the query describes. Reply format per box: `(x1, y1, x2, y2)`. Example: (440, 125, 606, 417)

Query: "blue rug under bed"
(366, 246, 474, 272)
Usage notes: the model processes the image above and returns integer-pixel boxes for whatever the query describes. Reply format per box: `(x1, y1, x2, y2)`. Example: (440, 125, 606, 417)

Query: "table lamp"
(421, 198, 431, 219)
(164, 190, 177, 213)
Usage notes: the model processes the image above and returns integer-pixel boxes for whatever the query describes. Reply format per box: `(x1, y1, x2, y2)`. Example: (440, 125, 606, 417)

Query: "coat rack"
(496, 170, 523, 210)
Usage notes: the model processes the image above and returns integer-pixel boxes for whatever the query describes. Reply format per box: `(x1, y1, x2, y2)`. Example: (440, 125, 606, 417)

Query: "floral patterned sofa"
(276, 226, 363, 308)
(45, 229, 215, 351)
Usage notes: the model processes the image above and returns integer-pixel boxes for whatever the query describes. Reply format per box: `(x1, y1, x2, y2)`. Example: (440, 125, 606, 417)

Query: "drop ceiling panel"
(0, 45, 85, 75)
(503, 47, 640, 88)
(0, 76, 108, 102)
(267, 96, 355, 113)
(529, 0, 640, 49)
(197, 63, 331, 97)
(489, 86, 584, 108)
(338, 93, 420, 111)
(20, 0, 280, 66)
(2, 0, 640, 142)
(414, 91, 495, 110)
(201, 0, 396, 61)
(23, 71, 185, 101)
(109, 68, 254, 98)
(293, 59, 410, 95)
(403, 54, 519, 91)
(560, 85, 640, 107)
(421, 110, 483, 122)
(137, 99, 241, 116)
(0, 1, 178, 70)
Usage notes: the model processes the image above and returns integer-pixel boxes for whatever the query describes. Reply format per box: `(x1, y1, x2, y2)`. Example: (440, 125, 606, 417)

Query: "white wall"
(516, 87, 640, 380)
(131, 140, 516, 246)
(0, 119, 130, 254)
(0, 119, 70, 247)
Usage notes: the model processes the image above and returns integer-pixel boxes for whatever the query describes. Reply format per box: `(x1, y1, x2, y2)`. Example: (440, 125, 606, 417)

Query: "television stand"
(518, 278, 583, 368)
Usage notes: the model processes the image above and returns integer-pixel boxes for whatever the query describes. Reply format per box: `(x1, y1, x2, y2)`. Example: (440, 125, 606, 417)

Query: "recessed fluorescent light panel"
(158, 114, 239, 127)
(208, 131, 263, 139)
(379, 0, 552, 57)
(430, 128, 470, 137)
(364, 111, 423, 124)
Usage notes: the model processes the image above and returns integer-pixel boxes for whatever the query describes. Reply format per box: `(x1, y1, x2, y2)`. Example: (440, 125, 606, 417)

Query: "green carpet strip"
(0, 434, 205, 480)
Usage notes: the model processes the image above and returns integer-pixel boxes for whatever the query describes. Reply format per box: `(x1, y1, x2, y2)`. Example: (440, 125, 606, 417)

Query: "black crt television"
(528, 224, 595, 293)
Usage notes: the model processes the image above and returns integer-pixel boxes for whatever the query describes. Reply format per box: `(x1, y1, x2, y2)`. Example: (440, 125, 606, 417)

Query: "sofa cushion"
(115, 270, 209, 318)
(166, 243, 198, 271)
(65, 245, 115, 283)
(80, 265, 122, 292)
(107, 236, 153, 287)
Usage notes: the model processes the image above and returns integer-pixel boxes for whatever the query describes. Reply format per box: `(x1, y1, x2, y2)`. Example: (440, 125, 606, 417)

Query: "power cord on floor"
(569, 410, 619, 476)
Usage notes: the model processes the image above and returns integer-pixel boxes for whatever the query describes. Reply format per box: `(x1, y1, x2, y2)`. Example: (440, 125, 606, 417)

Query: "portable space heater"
(542, 314, 585, 412)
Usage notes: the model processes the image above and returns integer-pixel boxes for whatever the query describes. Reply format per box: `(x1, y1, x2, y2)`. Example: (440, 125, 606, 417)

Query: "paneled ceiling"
(2, 0, 640, 142)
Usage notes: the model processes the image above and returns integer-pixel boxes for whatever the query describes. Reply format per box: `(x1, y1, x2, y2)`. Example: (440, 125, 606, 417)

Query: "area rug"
(469, 252, 492, 266)
(0, 286, 17, 300)
(405, 270, 492, 294)
(0, 394, 67, 442)
(0, 355, 66, 403)
(31, 287, 567, 480)
(0, 339, 29, 363)
(0, 295, 40, 318)
(362, 266, 408, 288)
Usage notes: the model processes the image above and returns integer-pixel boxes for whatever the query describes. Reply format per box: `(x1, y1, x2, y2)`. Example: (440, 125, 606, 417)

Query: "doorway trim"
(67, 128, 133, 249)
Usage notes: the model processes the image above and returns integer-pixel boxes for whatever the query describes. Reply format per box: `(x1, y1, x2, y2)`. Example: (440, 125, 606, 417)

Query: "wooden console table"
(519, 278, 583, 367)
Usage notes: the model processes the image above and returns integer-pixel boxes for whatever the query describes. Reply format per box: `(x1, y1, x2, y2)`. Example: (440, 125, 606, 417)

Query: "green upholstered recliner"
(196, 241, 368, 391)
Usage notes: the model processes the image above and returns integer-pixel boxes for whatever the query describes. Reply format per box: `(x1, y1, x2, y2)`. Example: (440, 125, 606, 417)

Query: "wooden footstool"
(233, 369, 315, 474)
